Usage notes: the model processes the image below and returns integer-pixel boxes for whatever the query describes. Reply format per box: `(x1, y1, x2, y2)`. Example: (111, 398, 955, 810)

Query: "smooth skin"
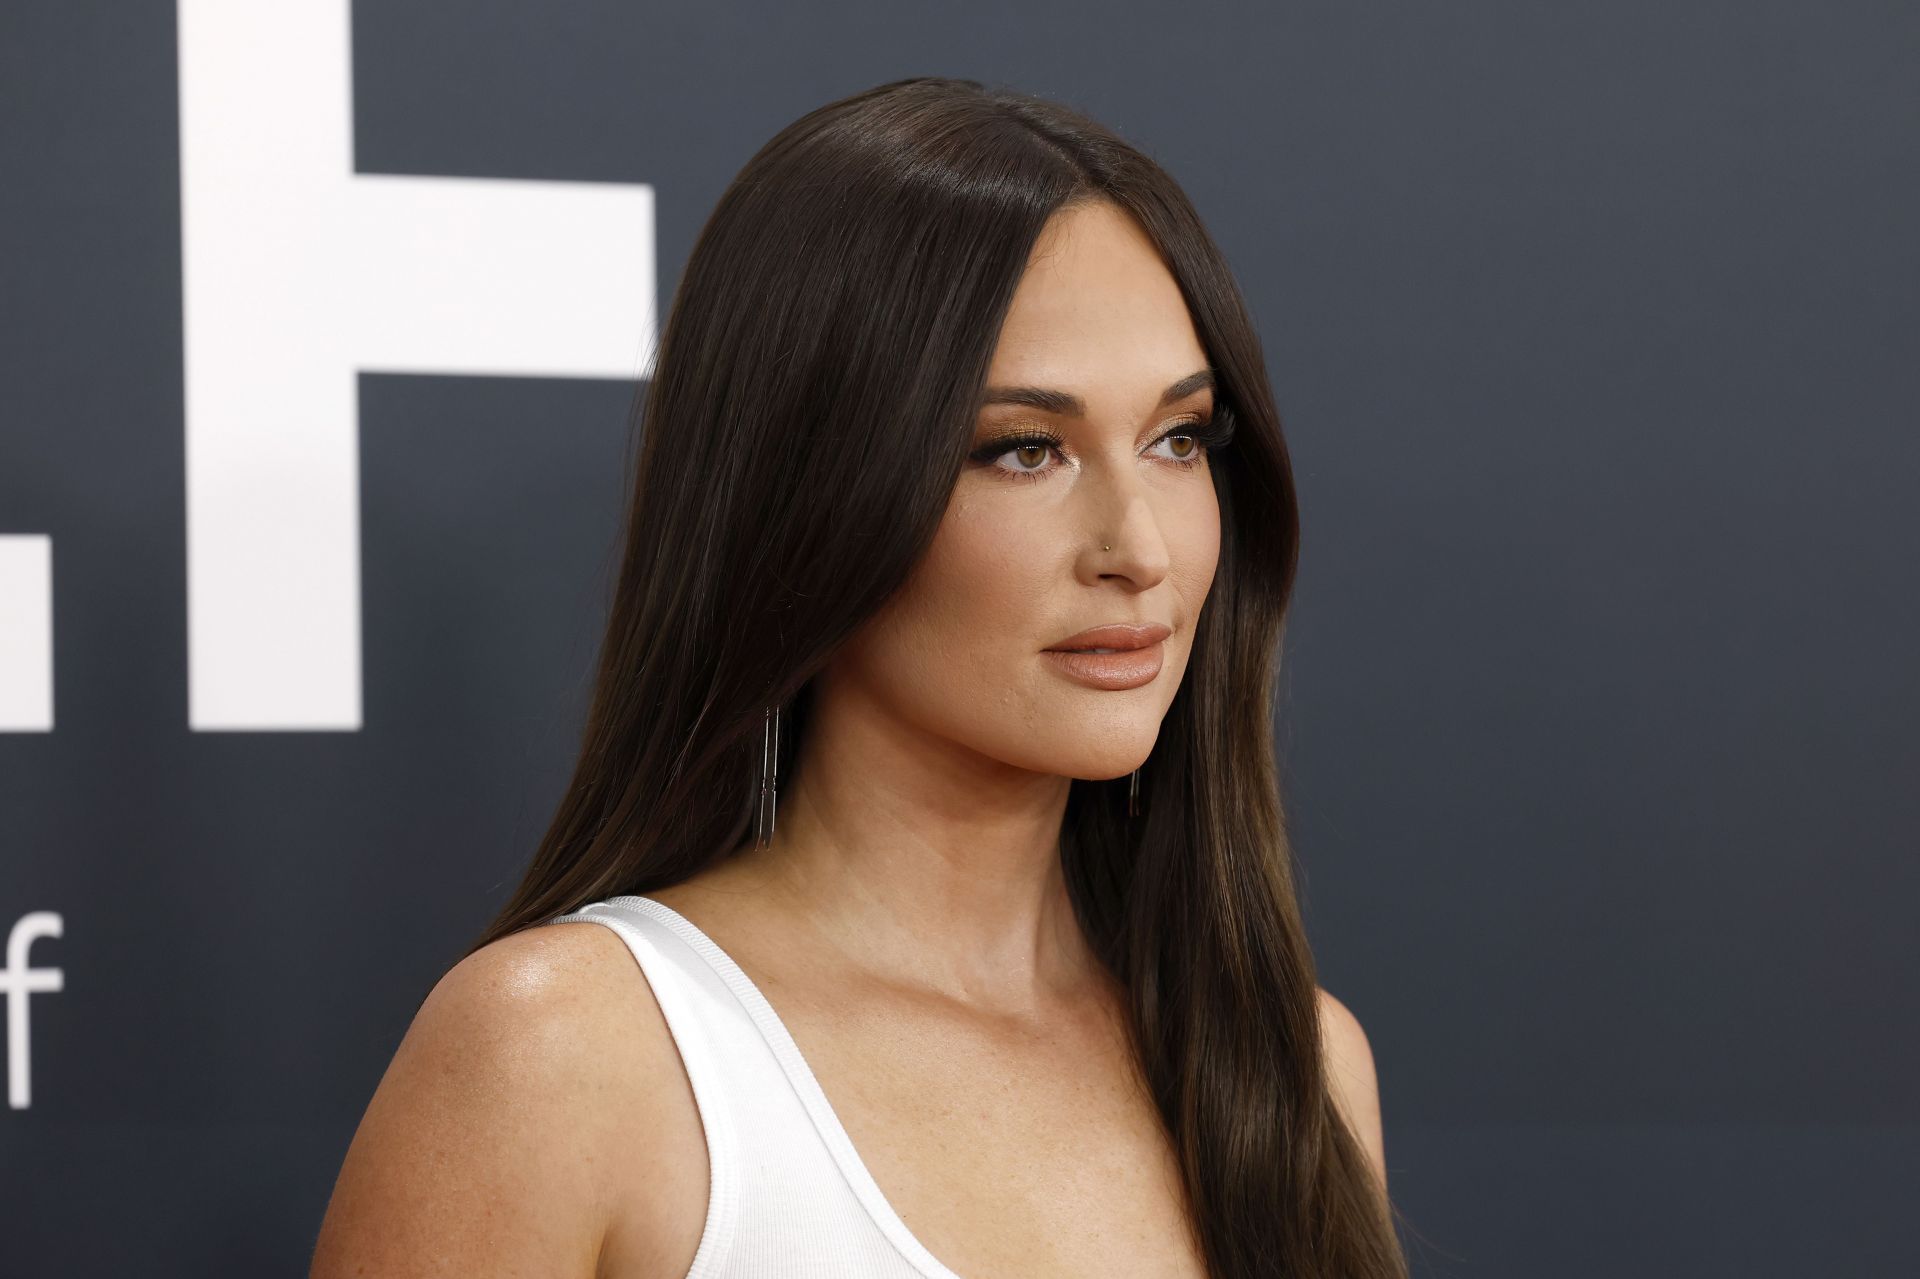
(311, 199, 1384, 1278)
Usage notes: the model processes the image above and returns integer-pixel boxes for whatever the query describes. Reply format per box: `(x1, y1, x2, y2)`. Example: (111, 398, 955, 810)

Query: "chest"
(786, 990, 1208, 1277)
(601, 977, 1207, 1279)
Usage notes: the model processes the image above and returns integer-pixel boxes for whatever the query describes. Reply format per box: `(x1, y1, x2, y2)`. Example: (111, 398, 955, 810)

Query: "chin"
(1077, 764, 1147, 784)
(983, 706, 1161, 780)
(1043, 747, 1155, 782)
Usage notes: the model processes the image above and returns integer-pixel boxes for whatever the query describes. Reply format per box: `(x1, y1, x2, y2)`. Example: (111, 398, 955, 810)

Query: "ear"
(1317, 986, 1386, 1191)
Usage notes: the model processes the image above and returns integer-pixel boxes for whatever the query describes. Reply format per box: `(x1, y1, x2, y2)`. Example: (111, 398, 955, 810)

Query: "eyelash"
(969, 405, 1237, 485)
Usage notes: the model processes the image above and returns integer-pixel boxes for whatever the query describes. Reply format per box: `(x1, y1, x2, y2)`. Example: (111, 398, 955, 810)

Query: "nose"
(1080, 474, 1171, 589)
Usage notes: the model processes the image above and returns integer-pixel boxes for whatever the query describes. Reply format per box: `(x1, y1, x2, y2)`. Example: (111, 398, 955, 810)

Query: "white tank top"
(541, 894, 968, 1278)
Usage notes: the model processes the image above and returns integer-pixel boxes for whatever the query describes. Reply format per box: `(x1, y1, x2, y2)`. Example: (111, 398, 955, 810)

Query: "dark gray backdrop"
(2, 1, 1914, 1275)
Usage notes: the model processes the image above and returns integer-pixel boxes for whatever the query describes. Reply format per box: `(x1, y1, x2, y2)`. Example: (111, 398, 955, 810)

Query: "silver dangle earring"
(753, 702, 781, 849)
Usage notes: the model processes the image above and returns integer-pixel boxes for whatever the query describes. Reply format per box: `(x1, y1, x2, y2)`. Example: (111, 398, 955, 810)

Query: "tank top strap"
(543, 897, 747, 1275)
(540, 894, 953, 1277)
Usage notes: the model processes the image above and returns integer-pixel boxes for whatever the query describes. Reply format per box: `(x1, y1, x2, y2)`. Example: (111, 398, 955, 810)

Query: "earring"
(753, 702, 781, 849)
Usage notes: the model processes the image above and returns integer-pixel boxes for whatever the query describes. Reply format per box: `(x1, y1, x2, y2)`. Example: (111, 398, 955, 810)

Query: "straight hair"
(465, 75, 1411, 1278)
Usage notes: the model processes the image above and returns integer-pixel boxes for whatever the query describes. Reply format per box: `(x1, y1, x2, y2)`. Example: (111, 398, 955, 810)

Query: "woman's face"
(838, 199, 1223, 783)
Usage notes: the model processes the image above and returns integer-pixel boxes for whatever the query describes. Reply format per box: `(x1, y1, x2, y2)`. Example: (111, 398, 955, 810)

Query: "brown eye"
(968, 429, 1066, 482)
(1150, 424, 1211, 470)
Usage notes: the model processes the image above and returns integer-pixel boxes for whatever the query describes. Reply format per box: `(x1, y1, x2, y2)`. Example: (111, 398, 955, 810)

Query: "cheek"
(1171, 477, 1223, 594)
(1166, 481, 1223, 678)
(908, 495, 1055, 646)
(862, 495, 1059, 687)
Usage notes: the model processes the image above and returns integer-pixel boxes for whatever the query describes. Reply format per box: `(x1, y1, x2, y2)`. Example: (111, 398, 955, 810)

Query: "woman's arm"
(1318, 986, 1387, 1191)
(308, 930, 628, 1278)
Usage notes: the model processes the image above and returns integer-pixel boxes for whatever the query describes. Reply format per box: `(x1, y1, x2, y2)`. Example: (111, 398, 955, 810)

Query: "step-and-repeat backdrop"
(3, 2, 1913, 1274)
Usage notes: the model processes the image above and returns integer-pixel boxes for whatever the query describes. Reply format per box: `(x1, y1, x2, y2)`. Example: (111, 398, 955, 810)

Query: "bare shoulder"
(1316, 986, 1387, 1191)
(310, 918, 708, 1279)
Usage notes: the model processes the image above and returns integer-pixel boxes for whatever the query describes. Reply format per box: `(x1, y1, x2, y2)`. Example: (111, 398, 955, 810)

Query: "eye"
(969, 429, 1066, 484)
(1146, 406, 1235, 471)
(1149, 426, 1208, 469)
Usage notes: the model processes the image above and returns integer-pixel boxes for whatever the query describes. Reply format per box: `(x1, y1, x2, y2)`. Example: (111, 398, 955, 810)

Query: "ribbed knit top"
(541, 895, 968, 1278)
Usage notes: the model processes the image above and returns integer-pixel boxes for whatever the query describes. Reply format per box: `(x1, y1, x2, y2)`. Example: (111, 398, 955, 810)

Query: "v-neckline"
(619, 894, 970, 1279)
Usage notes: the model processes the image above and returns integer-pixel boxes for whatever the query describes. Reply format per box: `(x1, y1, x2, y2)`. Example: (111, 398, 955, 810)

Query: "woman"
(312, 76, 1408, 1278)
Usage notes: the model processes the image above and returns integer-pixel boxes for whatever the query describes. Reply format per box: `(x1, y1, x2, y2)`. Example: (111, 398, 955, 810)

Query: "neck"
(726, 700, 1107, 1014)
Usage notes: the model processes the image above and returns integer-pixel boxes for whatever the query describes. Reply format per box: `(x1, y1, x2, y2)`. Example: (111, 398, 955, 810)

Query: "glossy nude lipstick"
(1041, 621, 1172, 691)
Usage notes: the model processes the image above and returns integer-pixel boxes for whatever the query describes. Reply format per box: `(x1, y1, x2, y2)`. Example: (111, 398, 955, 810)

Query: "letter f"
(4, 912, 64, 1110)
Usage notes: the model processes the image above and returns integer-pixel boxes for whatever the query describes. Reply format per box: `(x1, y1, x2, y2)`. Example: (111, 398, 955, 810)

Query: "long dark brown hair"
(464, 75, 1409, 1278)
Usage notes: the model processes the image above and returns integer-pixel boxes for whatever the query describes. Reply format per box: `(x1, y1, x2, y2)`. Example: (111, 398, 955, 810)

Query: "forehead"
(984, 201, 1209, 411)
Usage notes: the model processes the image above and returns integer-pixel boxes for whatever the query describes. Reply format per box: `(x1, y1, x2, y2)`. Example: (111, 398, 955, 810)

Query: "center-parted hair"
(466, 75, 1410, 1278)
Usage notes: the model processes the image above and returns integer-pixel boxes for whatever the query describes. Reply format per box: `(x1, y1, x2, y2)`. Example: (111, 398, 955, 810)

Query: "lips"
(1041, 621, 1172, 691)
(1044, 621, 1173, 653)
(1041, 640, 1166, 690)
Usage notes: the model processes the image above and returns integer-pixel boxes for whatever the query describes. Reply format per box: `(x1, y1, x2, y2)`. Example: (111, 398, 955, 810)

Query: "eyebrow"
(977, 367, 1215, 416)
